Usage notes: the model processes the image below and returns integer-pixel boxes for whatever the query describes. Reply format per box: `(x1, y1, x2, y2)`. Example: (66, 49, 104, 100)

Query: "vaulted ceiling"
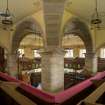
(0, 0, 42, 23)
(20, 34, 43, 47)
(65, 0, 105, 27)
(1, 0, 105, 48)
(0, 0, 105, 26)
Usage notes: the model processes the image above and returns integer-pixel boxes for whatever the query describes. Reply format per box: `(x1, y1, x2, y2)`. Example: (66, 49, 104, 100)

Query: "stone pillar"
(24, 47, 34, 59)
(73, 47, 79, 58)
(41, 47, 65, 93)
(84, 52, 98, 75)
(6, 53, 18, 78)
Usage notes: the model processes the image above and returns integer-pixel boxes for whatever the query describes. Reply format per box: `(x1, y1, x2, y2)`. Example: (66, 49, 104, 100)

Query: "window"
(79, 49, 86, 58)
(100, 48, 105, 58)
(64, 49, 73, 58)
(33, 50, 41, 58)
(18, 49, 24, 58)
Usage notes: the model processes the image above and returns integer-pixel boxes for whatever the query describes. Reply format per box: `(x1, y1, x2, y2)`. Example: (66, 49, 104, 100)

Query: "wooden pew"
(78, 82, 105, 105)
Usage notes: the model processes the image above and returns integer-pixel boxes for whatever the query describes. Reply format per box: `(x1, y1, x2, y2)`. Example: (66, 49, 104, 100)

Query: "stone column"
(40, 47, 65, 93)
(6, 53, 18, 78)
(24, 47, 34, 59)
(84, 52, 98, 75)
(73, 47, 79, 58)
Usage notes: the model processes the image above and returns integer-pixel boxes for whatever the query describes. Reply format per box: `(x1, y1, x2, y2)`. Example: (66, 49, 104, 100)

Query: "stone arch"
(62, 17, 97, 74)
(12, 17, 44, 53)
(62, 17, 93, 53)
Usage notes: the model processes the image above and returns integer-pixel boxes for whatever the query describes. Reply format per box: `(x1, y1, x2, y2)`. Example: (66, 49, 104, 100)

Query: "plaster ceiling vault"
(0, 0, 42, 23)
(62, 35, 84, 47)
(20, 34, 43, 47)
(19, 34, 84, 48)
(1, 0, 104, 49)
(65, 0, 105, 28)
(0, 0, 105, 29)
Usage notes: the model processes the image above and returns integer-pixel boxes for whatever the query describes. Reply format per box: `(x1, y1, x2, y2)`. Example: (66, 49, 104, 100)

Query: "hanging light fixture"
(0, 0, 13, 26)
(90, 0, 105, 29)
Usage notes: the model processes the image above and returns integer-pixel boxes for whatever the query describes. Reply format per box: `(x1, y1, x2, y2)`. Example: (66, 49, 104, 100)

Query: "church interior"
(0, 0, 105, 105)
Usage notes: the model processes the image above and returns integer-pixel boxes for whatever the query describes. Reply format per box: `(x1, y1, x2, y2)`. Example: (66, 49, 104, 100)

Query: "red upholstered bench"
(55, 79, 92, 103)
(0, 72, 21, 82)
(19, 83, 55, 103)
(91, 71, 105, 80)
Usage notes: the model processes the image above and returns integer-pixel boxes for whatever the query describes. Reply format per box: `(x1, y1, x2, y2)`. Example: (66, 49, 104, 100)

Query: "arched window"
(64, 49, 73, 58)
(100, 48, 105, 58)
(79, 49, 86, 58)
(18, 49, 24, 58)
(33, 50, 41, 58)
